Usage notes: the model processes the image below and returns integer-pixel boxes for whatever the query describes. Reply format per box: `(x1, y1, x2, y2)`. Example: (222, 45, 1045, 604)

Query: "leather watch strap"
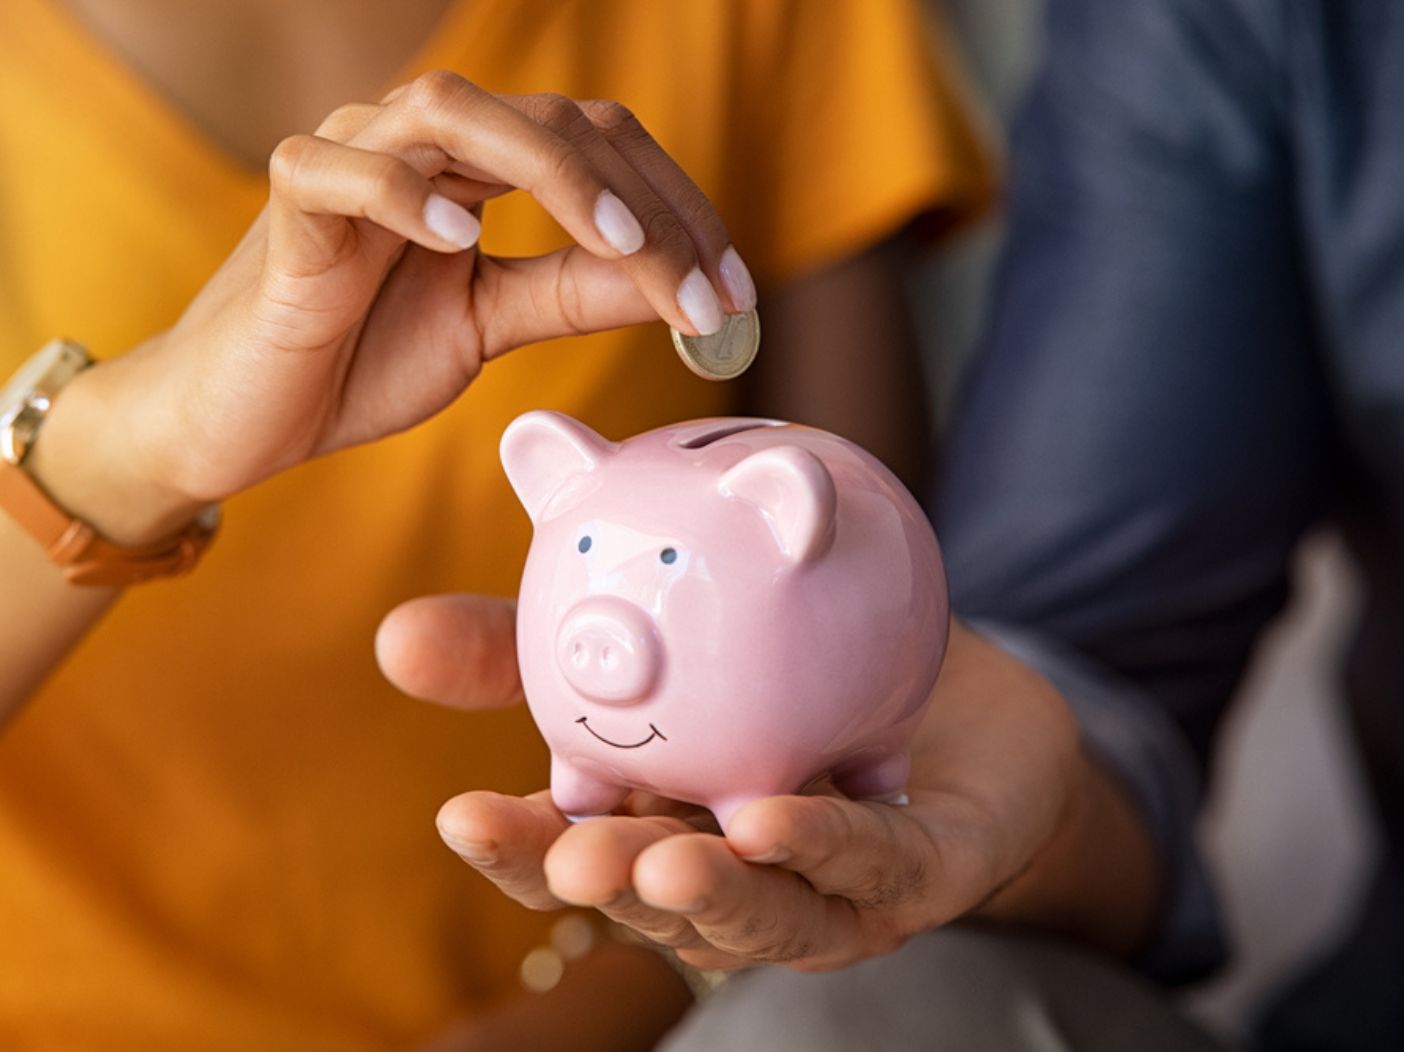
(0, 459, 217, 586)
(2, 338, 220, 586)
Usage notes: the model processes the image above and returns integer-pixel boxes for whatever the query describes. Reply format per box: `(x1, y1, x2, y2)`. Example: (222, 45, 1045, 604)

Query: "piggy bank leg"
(834, 752, 911, 806)
(550, 756, 630, 821)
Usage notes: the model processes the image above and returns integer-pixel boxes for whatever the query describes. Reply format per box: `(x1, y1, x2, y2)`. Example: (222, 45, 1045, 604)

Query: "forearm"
(0, 352, 198, 726)
(0, 512, 117, 727)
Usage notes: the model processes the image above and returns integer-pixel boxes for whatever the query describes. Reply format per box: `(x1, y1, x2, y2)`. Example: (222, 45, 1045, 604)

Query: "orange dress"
(0, 0, 993, 1047)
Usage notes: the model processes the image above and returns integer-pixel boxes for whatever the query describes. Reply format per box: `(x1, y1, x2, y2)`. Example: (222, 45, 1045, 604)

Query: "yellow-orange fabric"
(0, 0, 992, 1047)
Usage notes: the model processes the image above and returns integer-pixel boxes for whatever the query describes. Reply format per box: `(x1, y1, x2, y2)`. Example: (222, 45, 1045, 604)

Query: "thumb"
(477, 246, 656, 361)
(376, 593, 523, 710)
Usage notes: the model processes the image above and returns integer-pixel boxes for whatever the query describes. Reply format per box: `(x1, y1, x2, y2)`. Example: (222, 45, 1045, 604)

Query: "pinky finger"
(267, 133, 481, 262)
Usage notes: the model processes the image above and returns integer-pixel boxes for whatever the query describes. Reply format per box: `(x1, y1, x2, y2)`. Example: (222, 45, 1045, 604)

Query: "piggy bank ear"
(501, 411, 615, 523)
(719, 446, 836, 563)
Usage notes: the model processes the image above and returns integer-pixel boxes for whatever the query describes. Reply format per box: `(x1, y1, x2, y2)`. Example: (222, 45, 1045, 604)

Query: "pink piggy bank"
(501, 412, 949, 832)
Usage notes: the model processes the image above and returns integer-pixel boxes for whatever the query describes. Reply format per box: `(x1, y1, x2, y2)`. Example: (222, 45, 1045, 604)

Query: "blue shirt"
(935, 1, 1404, 1046)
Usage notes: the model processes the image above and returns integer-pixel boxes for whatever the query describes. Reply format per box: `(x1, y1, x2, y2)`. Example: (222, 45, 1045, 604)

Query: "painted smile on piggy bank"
(575, 716, 667, 749)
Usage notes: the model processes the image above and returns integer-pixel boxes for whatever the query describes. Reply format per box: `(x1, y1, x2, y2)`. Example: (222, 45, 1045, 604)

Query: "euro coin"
(671, 309, 760, 381)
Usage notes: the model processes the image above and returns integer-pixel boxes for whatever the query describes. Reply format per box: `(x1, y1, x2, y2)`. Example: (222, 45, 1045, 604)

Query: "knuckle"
(554, 256, 591, 338)
(267, 134, 316, 190)
(536, 136, 592, 189)
(368, 155, 412, 202)
(676, 191, 728, 246)
(711, 906, 810, 963)
(404, 69, 469, 113)
(315, 103, 373, 141)
(636, 203, 694, 260)
(850, 888, 895, 912)
(765, 930, 818, 964)
(849, 853, 929, 912)
(582, 98, 640, 136)
(378, 81, 411, 106)
(531, 92, 587, 132)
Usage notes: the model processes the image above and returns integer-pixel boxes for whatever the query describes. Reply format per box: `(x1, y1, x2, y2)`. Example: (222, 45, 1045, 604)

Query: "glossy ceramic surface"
(501, 412, 949, 831)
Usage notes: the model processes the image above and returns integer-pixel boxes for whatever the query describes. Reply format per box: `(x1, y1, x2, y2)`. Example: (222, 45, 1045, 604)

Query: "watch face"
(1, 344, 61, 404)
(1, 339, 92, 464)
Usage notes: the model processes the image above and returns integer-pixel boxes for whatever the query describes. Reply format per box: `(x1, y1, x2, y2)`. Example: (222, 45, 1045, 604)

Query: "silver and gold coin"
(671, 309, 760, 381)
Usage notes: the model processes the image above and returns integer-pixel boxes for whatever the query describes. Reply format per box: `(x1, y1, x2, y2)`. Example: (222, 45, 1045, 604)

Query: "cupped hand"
(377, 595, 1101, 973)
(58, 73, 753, 541)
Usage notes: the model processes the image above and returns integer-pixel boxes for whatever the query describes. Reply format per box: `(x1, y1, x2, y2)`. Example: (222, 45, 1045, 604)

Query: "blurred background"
(922, 1, 1378, 1044)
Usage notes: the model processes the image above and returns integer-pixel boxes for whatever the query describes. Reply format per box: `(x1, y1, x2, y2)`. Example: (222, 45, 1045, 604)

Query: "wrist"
(25, 347, 206, 547)
(974, 748, 1161, 957)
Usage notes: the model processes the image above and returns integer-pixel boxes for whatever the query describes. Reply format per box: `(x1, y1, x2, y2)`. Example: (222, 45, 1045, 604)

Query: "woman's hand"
(36, 73, 754, 544)
(377, 597, 1160, 973)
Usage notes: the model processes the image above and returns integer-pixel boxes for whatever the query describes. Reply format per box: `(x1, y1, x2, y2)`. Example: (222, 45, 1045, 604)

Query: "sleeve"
(729, 0, 998, 286)
(933, 0, 1333, 982)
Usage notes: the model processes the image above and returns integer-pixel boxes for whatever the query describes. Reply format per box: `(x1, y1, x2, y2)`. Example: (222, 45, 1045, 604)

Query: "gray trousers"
(658, 925, 1226, 1052)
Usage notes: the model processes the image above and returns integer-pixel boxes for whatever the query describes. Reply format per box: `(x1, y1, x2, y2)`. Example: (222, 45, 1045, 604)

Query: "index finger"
(578, 98, 757, 314)
(350, 73, 723, 335)
(354, 75, 614, 240)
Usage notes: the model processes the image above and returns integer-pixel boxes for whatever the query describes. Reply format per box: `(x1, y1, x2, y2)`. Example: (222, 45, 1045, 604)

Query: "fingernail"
(595, 190, 645, 255)
(441, 832, 496, 865)
(678, 267, 724, 335)
(719, 246, 757, 312)
(740, 847, 790, 865)
(424, 193, 480, 250)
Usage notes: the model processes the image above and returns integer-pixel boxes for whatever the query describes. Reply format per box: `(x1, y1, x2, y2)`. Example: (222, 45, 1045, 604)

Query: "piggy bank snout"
(555, 597, 661, 705)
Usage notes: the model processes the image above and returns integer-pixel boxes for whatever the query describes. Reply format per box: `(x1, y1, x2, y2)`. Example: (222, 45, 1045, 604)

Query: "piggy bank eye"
(659, 547, 678, 565)
(577, 536, 592, 554)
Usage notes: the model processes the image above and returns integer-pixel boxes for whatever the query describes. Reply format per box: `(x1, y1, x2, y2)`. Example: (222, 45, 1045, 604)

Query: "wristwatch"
(0, 338, 218, 586)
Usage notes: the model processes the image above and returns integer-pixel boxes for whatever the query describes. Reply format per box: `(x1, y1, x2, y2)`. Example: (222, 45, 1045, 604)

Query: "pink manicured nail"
(424, 193, 480, 250)
(595, 190, 645, 255)
(719, 246, 757, 312)
(678, 267, 724, 335)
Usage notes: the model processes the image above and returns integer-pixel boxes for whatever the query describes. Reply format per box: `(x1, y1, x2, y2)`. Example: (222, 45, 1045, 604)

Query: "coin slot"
(674, 421, 779, 449)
